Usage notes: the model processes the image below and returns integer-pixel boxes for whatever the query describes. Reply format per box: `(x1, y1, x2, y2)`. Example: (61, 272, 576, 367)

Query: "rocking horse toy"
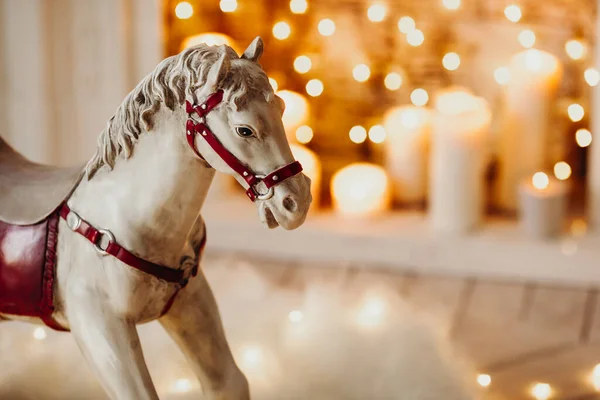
(0, 37, 311, 399)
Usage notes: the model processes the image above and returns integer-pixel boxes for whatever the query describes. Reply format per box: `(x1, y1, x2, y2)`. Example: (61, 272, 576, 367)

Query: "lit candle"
(496, 49, 563, 211)
(519, 172, 568, 239)
(289, 144, 321, 209)
(429, 87, 492, 233)
(276, 90, 310, 142)
(383, 106, 431, 204)
(331, 163, 391, 217)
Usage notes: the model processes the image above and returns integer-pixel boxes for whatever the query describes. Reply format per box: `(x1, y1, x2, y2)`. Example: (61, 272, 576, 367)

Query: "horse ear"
(206, 47, 231, 92)
(241, 36, 264, 63)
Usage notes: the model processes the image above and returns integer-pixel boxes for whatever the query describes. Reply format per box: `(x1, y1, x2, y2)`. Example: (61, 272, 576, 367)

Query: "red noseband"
(185, 91, 303, 201)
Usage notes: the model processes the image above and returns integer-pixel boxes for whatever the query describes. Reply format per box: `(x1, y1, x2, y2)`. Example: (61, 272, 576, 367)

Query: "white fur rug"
(0, 255, 478, 400)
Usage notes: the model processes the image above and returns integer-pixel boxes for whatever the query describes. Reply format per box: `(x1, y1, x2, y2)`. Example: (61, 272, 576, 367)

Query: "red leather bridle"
(185, 90, 303, 201)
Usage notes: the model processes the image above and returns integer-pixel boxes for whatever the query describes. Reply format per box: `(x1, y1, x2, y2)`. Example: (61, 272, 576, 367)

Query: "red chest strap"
(59, 204, 203, 287)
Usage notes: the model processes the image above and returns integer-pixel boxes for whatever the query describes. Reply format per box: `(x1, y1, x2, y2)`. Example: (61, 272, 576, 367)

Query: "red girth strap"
(59, 204, 204, 288)
(186, 91, 303, 201)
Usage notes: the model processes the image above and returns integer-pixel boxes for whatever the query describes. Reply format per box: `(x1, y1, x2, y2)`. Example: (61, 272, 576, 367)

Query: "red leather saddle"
(0, 138, 207, 331)
(0, 210, 61, 329)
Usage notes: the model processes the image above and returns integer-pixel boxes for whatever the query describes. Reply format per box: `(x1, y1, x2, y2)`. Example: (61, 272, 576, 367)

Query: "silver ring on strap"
(94, 229, 115, 256)
(254, 175, 275, 200)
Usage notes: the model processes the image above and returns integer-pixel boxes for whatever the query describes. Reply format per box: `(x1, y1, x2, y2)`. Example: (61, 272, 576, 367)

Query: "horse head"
(188, 37, 312, 230)
(86, 37, 312, 231)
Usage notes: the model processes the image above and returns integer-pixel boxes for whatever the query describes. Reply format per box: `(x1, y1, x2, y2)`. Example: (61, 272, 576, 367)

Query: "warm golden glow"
(384, 106, 430, 133)
(530, 383, 552, 400)
(568, 103, 585, 122)
(384, 72, 403, 90)
(273, 21, 291, 40)
(442, 52, 460, 71)
(318, 19, 336, 36)
(331, 163, 390, 217)
(295, 125, 313, 144)
(477, 374, 491, 388)
(576, 129, 592, 148)
(510, 49, 560, 79)
(367, 4, 387, 22)
(433, 88, 491, 139)
(504, 4, 522, 22)
(398, 16, 416, 34)
(349, 126, 368, 143)
(571, 218, 587, 237)
(180, 33, 235, 51)
(306, 79, 324, 97)
(518, 29, 536, 49)
(288, 310, 304, 323)
(565, 39, 586, 60)
(406, 29, 424, 46)
(368, 125, 386, 143)
(442, 0, 461, 10)
(585, 68, 600, 87)
(33, 327, 47, 340)
(494, 67, 511, 85)
(399, 109, 418, 129)
(175, 1, 193, 19)
(290, 0, 308, 14)
(532, 172, 549, 190)
(353, 64, 371, 82)
(554, 161, 571, 181)
(591, 363, 600, 390)
(277, 90, 309, 132)
(294, 55, 312, 74)
(240, 345, 264, 370)
(411, 88, 429, 106)
(171, 378, 193, 394)
(356, 295, 387, 329)
(219, 0, 237, 13)
(268, 77, 278, 92)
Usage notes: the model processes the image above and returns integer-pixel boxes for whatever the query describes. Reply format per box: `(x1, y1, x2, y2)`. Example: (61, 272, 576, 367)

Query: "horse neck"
(70, 109, 215, 268)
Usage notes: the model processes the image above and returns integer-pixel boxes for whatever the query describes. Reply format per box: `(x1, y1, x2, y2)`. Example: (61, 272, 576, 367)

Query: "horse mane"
(85, 44, 273, 179)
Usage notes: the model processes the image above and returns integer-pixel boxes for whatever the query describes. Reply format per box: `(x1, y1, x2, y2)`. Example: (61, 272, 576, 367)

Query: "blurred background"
(3, 0, 600, 399)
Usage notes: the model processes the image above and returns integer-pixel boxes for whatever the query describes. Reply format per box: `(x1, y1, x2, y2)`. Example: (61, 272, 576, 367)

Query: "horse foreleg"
(160, 267, 250, 400)
(65, 289, 159, 400)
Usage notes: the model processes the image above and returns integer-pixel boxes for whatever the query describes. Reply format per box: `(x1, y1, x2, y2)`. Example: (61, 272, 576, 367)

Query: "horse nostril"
(282, 196, 298, 213)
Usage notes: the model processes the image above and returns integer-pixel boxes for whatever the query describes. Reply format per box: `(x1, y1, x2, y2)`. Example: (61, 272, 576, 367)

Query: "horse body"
(0, 37, 311, 400)
(52, 108, 212, 326)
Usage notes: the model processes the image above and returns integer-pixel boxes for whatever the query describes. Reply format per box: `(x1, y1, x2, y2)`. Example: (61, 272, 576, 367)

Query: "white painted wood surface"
(203, 198, 600, 287)
(0, 0, 162, 166)
(590, 9, 600, 230)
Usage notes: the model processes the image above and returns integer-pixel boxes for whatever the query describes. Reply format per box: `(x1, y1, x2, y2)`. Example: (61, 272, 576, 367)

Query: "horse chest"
(54, 231, 180, 324)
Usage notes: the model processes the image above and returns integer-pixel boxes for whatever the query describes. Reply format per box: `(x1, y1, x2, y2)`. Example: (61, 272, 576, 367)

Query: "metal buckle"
(66, 211, 82, 231)
(253, 175, 275, 201)
(94, 229, 115, 256)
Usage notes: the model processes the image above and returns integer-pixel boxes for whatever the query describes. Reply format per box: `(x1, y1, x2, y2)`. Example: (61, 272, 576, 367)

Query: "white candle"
(331, 163, 391, 217)
(518, 172, 568, 239)
(496, 49, 562, 211)
(289, 144, 322, 209)
(429, 87, 492, 233)
(383, 106, 431, 204)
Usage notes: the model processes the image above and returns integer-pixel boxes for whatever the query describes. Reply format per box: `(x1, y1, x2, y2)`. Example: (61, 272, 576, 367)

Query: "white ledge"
(203, 198, 599, 288)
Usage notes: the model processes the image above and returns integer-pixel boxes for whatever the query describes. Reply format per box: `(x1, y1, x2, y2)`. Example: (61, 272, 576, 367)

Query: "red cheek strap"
(185, 92, 303, 202)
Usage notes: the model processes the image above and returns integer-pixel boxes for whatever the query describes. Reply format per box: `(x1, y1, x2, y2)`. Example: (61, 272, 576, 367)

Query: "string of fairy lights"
(26, 285, 600, 400)
(173, 0, 596, 193)
(166, 2, 600, 398)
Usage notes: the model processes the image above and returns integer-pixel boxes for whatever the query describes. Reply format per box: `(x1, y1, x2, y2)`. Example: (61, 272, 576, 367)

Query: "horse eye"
(235, 126, 255, 138)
